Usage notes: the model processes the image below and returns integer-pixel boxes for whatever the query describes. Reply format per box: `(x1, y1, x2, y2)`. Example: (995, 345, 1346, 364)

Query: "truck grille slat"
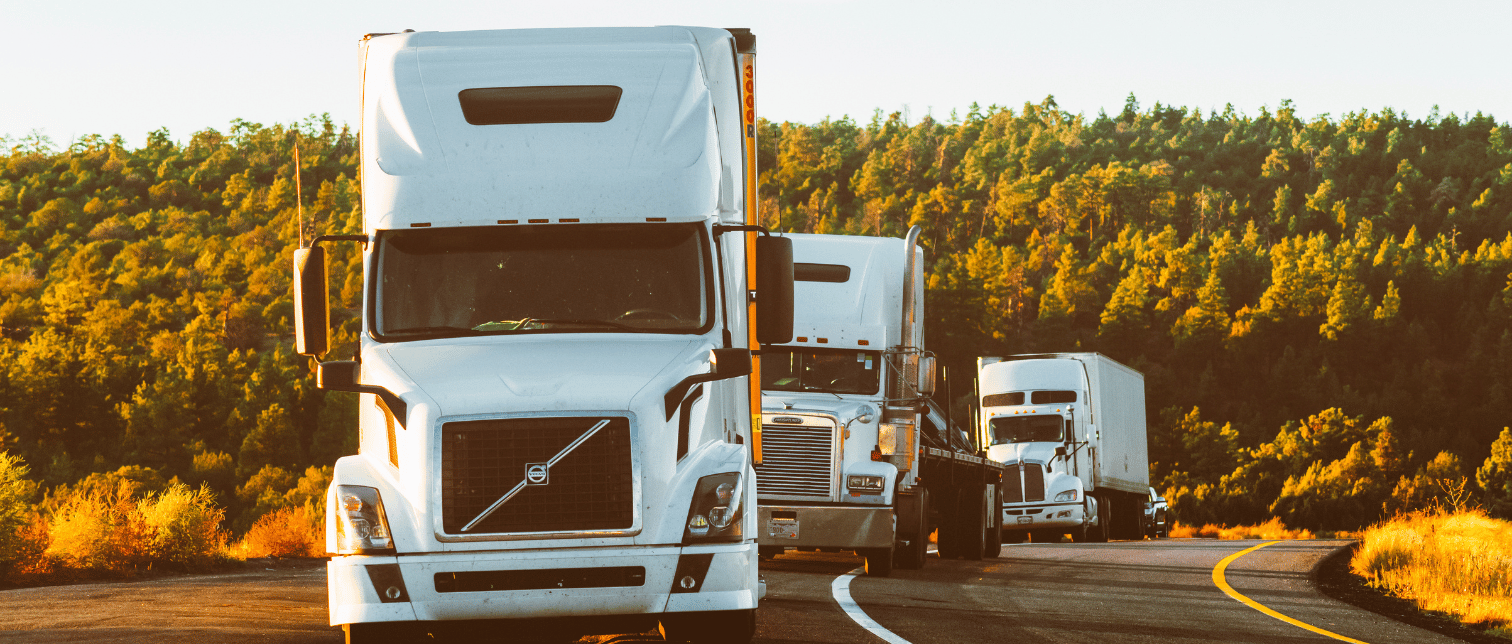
(754, 422, 835, 497)
(441, 417, 633, 534)
(1004, 463, 1046, 504)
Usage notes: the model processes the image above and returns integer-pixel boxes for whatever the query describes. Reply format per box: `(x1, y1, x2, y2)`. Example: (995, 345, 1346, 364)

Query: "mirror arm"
(321, 381, 407, 429)
(309, 234, 369, 249)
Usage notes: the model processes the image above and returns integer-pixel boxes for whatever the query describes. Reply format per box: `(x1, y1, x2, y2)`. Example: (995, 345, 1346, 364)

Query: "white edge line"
(831, 567, 913, 644)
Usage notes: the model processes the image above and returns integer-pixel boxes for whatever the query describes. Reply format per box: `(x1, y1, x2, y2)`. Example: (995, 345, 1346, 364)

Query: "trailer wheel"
(935, 489, 960, 559)
(983, 485, 1003, 558)
(659, 609, 755, 643)
(862, 547, 894, 577)
(957, 485, 986, 561)
(895, 489, 929, 569)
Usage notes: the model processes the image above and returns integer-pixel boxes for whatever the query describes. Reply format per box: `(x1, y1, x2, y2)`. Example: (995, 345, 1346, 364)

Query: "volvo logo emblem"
(525, 463, 549, 485)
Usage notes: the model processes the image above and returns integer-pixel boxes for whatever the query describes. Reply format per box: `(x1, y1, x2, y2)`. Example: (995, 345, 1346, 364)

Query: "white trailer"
(292, 27, 793, 644)
(755, 229, 1005, 576)
(976, 353, 1148, 542)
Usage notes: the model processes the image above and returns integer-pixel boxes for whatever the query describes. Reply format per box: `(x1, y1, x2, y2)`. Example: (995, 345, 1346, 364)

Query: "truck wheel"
(894, 489, 929, 569)
(659, 609, 755, 644)
(935, 489, 960, 559)
(862, 547, 894, 577)
(957, 485, 986, 561)
(1090, 494, 1110, 542)
(983, 486, 1003, 559)
(1072, 499, 1092, 542)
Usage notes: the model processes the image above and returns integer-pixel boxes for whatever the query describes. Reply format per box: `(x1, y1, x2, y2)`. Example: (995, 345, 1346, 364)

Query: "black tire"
(983, 486, 1003, 558)
(957, 485, 986, 561)
(1071, 499, 1093, 542)
(895, 489, 930, 569)
(862, 547, 894, 577)
(1090, 494, 1110, 542)
(659, 609, 755, 644)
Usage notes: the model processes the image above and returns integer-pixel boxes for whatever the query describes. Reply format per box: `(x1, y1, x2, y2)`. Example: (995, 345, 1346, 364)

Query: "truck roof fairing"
(979, 359, 1086, 398)
(781, 233, 919, 349)
(360, 27, 747, 231)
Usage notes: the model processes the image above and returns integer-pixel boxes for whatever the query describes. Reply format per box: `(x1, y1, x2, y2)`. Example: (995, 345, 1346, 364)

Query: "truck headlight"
(1054, 489, 1077, 502)
(334, 485, 395, 555)
(846, 475, 885, 493)
(684, 473, 743, 544)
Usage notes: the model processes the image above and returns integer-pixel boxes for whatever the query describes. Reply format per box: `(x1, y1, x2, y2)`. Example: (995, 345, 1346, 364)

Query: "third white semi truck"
(754, 228, 1005, 576)
(976, 353, 1148, 542)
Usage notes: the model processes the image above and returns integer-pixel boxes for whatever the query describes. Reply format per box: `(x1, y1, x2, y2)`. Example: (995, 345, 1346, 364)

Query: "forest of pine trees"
(2, 97, 1512, 534)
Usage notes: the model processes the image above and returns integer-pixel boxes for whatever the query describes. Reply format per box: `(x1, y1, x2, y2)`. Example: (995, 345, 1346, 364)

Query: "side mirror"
(1054, 446, 1067, 457)
(755, 235, 794, 345)
(293, 247, 330, 356)
(317, 360, 359, 389)
(916, 355, 937, 396)
(710, 348, 752, 377)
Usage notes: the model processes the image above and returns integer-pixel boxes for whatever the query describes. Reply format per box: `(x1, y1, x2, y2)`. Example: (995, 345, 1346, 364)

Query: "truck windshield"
(762, 347, 881, 395)
(374, 223, 710, 339)
(988, 415, 1065, 445)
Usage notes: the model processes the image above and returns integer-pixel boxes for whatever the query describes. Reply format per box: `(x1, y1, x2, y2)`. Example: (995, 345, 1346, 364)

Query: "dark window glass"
(1030, 390, 1077, 404)
(988, 415, 1066, 445)
(459, 86, 623, 125)
(982, 392, 1024, 407)
(793, 263, 851, 283)
(375, 223, 709, 340)
(761, 347, 881, 395)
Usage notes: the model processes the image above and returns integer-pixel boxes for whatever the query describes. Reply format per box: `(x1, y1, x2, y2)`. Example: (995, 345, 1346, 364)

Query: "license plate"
(766, 518, 799, 539)
(1017, 516, 1033, 524)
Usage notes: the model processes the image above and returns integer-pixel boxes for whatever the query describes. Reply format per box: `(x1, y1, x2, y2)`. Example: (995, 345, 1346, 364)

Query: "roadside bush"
(236, 504, 321, 558)
(137, 483, 229, 570)
(0, 452, 41, 576)
(1167, 517, 1315, 540)
(46, 479, 151, 574)
(1353, 509, 1512, 630)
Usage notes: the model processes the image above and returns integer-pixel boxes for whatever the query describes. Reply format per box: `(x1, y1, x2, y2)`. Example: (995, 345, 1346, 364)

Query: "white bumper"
(329, 543, 756, 626)
(1002, 502, 1084, 531)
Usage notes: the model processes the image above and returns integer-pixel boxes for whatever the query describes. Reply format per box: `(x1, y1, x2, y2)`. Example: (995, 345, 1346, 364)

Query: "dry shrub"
(46, 481, 230, 576)
(1353, 509, 1512, 628)
(46, 479, 150, 574)
(237, 504, 322, 558)
(0, 452, 41, 578)
(1167, 517, 1314, 540)
(137, 484, 229, 570)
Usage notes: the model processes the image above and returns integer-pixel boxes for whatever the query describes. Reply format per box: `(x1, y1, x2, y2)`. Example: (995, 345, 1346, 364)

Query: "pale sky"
(3, 0, 1509, 147)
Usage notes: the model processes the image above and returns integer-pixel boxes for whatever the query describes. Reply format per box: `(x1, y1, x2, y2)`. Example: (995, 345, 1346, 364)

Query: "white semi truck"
(755, 229, 1005, 576)
(291, 27, 793, 644)
(976, 353, 1148, 543)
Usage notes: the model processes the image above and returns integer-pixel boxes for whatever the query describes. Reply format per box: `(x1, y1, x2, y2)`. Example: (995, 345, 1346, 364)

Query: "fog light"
(679, 575, 697, 589)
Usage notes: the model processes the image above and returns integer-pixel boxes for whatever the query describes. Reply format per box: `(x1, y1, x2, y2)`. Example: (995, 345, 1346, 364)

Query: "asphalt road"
(0, 540, 1464, 643)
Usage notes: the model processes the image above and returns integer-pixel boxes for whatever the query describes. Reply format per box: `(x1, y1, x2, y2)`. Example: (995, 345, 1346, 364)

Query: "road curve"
(0, 540, 1464, 643)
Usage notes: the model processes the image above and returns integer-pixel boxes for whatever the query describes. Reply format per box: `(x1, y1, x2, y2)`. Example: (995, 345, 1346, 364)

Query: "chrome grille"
(441, 416, 633, 534)
(754, 421, 835, 498)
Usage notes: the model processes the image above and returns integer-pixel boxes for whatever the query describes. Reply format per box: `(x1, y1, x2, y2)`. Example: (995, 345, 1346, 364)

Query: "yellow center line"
(1212, 541, 1370, 644)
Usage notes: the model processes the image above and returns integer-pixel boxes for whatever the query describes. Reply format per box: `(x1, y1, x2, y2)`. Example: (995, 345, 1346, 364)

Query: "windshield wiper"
(472, 318, 641, 333)
(384, 325, 479, 337)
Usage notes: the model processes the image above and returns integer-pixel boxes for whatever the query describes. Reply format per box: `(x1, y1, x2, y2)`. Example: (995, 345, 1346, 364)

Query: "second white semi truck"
(976, 353, 1149, 542)
(754, 228, 1005, 576)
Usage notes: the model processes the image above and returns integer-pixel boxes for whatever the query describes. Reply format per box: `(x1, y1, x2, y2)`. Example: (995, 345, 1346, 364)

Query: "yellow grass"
(1352, 509, 1512, 630)
(1168, 517, 1316, 540)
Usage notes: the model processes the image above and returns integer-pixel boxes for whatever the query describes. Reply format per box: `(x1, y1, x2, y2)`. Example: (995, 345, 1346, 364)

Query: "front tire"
(659, 609, 755, 644)
(895, 489, 930, 569)
(956, 485, 987, 561)
(983, 485, 1003, 558)
(862, 547, 894, 577)
(345, 623, 419, 644)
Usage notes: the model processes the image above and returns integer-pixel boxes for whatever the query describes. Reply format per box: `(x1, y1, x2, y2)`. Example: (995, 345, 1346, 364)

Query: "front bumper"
(756, 504, 893, 548)
(1002, 502, 1084, 531)
(328, 543, 756, 627)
